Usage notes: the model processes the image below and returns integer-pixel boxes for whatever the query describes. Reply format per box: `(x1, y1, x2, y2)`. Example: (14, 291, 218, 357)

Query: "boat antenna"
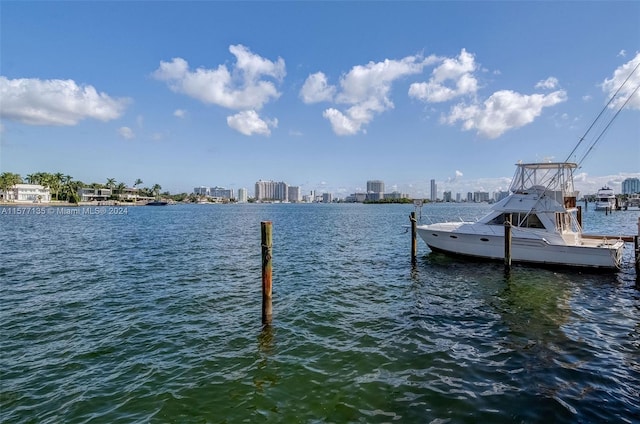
(564, 59, 640, 167)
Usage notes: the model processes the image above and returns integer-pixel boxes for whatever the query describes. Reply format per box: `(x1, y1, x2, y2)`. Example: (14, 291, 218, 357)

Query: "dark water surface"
(1, 203, 639, 423)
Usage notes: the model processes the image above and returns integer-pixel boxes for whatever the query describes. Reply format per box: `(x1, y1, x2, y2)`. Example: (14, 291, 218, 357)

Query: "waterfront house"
(78, 187, 112, 202)
(1, 184, 51, 203)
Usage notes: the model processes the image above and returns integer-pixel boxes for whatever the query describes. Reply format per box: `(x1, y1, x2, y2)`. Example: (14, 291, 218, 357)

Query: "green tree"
(0, 172, 23, 201)
(151, 184, 162, 198)
(115, 182, 126, 198)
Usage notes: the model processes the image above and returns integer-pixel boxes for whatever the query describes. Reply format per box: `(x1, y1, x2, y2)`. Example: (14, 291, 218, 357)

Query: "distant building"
(622, 177, 640, 194)
(78, 187, 112, 202)
(1, 184, 51, 203)
(255, 180, 288, 201)
(430, 179, 437, 202)
(194, 186, 210, 196)
(345, 193, 367, 203)
(473, 191, 490, 202)
(322, 193, 332, 203)
(466, 192, 473, 202)
(211, 186, 233, 200)
(384, 191, 407, 200)
(456, 193, 461, 203)
(288, 186, 301, 202)
(443, 191, 452, 202)
(237, 188, 248, 203)
(366, 180, 384, 201)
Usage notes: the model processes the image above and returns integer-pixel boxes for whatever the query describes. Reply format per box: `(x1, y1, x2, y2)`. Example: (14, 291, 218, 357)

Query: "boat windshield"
(488, 213, 544, 229)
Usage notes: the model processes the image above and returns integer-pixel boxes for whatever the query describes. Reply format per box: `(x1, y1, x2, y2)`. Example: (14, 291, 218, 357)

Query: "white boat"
(416, 162, 624, 270)
(594, 186, 616, 211)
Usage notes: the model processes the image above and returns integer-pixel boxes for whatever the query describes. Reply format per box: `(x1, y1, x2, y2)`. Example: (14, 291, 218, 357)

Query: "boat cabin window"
(488, 213, 544, 228)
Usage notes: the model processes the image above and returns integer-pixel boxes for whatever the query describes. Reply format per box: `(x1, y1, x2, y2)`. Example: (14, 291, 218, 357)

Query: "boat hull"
(417, 224, 624, 270)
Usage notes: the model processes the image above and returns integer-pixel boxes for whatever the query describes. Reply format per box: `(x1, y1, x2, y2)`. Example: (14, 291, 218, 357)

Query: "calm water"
(1, 203, 638, 423)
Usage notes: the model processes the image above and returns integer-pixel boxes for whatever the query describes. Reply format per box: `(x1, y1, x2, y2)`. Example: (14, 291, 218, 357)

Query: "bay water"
(1, 203, 638, 423)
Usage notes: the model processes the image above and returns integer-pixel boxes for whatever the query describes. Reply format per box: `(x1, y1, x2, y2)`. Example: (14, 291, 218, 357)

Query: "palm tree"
(132, 179, 143, 202)
(62, 177, 80, 204)
(152, 184, 162, 199)
(49, 172, 64, 201)
(115, 182, 126, 198)
(0, 172, 22, 201)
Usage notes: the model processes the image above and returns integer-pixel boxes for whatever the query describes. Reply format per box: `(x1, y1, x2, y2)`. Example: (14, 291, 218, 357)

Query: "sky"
(1, 1, 639, 199)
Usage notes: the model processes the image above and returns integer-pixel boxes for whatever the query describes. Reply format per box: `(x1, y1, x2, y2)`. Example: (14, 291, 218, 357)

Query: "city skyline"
(1, 2, 639, 199)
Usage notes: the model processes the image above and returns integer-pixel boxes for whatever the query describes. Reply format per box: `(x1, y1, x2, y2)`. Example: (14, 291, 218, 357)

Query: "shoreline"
(0, 200, 148, 207)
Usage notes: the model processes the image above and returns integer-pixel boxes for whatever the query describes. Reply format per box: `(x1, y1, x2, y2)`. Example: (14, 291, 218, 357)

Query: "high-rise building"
(288, 186, 301, 202)
(322, 192, 332, 203)
(237, 188, 248, 203)
(194, 186, 209, 196)
(622, 177, 640, 194)
(211, 186, 233, 199)
(430, 179, 437, 201)
(443, 191, 452, 202)
(255, 180, 288, 201)
(366, 180, 384, 201)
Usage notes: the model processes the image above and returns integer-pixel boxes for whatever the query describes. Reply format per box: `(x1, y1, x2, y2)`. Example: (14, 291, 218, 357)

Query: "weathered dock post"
(635, 235, 639, 283)
(504, 214, 512, 269)
(636, 217, 640, 282)
(410, 212, 417, 264)
(261, 221, 273, 325)
(577, 205, 582, 228)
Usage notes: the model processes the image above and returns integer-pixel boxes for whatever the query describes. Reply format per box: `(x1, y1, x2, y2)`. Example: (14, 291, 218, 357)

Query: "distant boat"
(146, 200, 168, 206)
(623, 194, 640, 210)
(594, 186, 616, 211)
(416, 162, 624, 271)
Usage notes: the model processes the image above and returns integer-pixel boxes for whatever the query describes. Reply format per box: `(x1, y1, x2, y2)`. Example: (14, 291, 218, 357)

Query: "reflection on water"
(0, 203, 638, 423)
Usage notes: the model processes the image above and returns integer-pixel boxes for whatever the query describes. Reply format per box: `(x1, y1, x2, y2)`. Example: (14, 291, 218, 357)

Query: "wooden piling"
(577, 205, 582, 228)
(261, 221, 273, 325)
(636, 217, 640, 282)
(504, 214, 512, 269)
(410, 212, 417, 264)
(634, 235, 639, 281)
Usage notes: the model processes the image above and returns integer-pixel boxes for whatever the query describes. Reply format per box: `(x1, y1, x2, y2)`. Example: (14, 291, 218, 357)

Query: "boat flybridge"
(416, 162, 624, 270)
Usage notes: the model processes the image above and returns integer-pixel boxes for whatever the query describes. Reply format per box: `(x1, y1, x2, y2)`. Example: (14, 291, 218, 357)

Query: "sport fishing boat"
(594, 186, 616, 211)
(416, 162, 624, 270)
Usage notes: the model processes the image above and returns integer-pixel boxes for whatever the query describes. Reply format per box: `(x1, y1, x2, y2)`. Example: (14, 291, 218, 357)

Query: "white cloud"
(0, 77, 129, 126)
(618, 50, 627, 57)
(408, 49, 478, 103)
(118, 126, 135, 139)
(444, 89, 567, 138)
(446, 169, 464, 183)
(313, 54, 436, 135)
(535, 77, 559, 90)
(153, 44, 285, 111)
(602, 52, 640, 110)
(174, 109, 186, 118)
(300, 72, 336, 103)
(227, 110, 277, 136)
(322, 108, 360, 135)
(153, 44, 285, 136)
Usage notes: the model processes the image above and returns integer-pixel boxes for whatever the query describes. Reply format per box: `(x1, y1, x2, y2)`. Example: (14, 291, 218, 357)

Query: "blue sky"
(1, 1, 639, 198)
